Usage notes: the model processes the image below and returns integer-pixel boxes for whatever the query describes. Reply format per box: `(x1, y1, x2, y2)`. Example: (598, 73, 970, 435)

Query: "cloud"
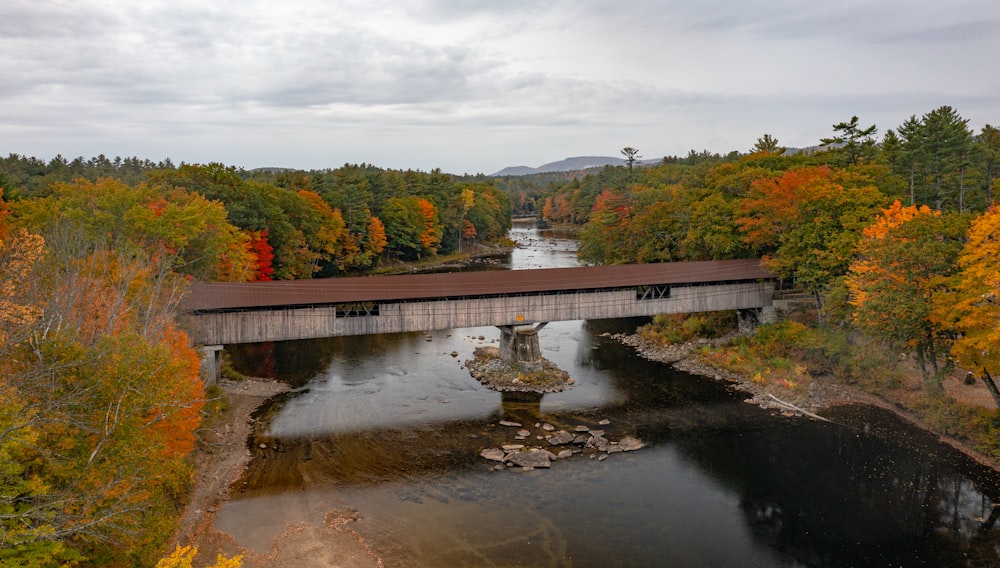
(1, 0, 998, 173)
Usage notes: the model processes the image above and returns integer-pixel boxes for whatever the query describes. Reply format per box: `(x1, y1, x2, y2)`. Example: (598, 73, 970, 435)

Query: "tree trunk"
(980, 369, 1000, 410)
(959, 166, 966, 212)
(988, 163, 994, 206)
(915, 344, 929, 381)
(813, 291, 824, 325)
(909, 162, 916, 205)
(935, 173, 943, 209)
(926, 329, 939, 376)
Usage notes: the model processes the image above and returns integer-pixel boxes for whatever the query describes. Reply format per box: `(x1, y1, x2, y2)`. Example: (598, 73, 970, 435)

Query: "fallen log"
(767, 394, 831, 423)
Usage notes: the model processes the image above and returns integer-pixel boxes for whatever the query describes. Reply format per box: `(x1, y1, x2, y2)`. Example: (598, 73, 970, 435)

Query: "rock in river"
(507, 449, 557, 469)
(546, 431, 576, 446)
(619, 436, 645, 451)
(480, 448, 506, 462)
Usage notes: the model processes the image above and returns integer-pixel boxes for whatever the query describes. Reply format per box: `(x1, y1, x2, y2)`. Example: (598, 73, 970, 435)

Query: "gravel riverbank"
(612, 331, 1000, 471)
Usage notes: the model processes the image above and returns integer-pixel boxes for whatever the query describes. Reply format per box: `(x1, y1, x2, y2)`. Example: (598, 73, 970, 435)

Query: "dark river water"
(219, 221, 1000, 567)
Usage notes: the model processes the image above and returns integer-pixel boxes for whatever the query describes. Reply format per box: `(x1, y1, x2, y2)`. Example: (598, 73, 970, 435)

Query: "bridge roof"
(179, 259, 772, 312)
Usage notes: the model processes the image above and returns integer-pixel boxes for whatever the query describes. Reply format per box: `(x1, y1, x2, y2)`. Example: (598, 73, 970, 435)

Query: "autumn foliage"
(938, 206, 1000, 381)
(2, 104, 998, 561)
(248, 229, 275, 281)
(156, 545, 242, 568)
(1, 186, 208, 565)
(846, 201, 968, 379)
(737, 165, 885, 305)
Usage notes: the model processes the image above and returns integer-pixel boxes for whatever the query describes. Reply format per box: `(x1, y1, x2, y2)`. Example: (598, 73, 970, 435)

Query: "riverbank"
(614, 332, 1000, 471)
(175, 378, 383, 568)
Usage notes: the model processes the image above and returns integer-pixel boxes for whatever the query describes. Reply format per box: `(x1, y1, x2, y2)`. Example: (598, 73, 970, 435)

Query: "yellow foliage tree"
(156, 544, 243, 568)
(936, 206, 1000, 406)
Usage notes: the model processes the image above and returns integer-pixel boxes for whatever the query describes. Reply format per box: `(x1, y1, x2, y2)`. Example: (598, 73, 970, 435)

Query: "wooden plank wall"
(180, 281, 774, 346)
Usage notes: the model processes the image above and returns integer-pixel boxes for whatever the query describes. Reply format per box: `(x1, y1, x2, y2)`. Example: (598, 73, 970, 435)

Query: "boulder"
(546, 431, 576, 446)
(619, 436, 644, 451)
(507, 449, 556, 469)
(480, 448, 506, 462)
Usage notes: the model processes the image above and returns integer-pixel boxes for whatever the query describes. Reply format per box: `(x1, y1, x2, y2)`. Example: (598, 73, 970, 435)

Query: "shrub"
(638, 311, 737, 344)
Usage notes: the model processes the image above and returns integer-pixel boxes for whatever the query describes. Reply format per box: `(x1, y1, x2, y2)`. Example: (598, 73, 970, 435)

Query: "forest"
(1, 104, 999, 565)
(0, 162, 511, 565)
(541, 107, 999, 378)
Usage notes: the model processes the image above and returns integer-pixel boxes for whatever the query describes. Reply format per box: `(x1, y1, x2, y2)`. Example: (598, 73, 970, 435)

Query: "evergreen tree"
(896, 115, 924, 205)
(822, 115, 878, 166)
(919, 106, 974, 209)
(977, 124, 1000, 205)
(751, 134, 784, 155)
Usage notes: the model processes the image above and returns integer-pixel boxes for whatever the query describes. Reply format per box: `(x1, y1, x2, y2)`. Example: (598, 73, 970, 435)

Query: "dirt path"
(174, 378, 383, 568)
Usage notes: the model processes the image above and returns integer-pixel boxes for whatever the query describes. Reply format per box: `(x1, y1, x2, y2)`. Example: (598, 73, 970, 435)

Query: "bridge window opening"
(335, 302, 379, 317)
(637, 285, 671, 301)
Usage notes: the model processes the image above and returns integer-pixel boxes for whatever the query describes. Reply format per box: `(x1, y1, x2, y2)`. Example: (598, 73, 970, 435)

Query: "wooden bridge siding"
(181, 282, 774, 345)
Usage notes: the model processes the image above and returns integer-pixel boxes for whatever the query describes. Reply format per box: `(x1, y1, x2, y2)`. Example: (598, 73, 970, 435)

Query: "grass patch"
(638, 311, 737, 344)
(201, 382, 229, 415)
(910, 393, 1000, 459)
(696, 321, 901, 398)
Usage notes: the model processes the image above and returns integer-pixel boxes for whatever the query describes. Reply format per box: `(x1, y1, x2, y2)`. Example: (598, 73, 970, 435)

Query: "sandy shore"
(174, 378, 383, 568)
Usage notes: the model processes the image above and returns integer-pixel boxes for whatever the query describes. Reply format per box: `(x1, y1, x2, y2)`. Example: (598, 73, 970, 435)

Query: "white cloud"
(1, 0, 998, 173)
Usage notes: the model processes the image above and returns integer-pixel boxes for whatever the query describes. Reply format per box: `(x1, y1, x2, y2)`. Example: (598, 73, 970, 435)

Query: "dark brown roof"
(179, 259, 772, 312)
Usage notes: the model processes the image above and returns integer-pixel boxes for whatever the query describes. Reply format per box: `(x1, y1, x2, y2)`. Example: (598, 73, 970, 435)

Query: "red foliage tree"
(249, 229, 275, 281)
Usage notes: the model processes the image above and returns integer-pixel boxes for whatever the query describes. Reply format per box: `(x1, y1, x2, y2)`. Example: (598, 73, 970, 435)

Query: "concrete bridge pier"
(737, 308, 760, 333)
(737, 306, 777, 333)
(198, 345, 224, 387)
(499, 323, 548, 368)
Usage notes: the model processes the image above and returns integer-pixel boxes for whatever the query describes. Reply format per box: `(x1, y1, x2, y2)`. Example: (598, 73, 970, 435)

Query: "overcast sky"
(2, 1, 998, 175)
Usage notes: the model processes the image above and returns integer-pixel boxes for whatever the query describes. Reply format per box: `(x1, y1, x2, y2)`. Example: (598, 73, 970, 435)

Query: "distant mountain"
(249, 166, 296, 174)
(491, 156, 626, 176)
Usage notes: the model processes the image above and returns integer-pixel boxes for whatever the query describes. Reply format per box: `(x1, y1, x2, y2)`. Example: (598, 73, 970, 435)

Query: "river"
(218, 221, 1000, 567)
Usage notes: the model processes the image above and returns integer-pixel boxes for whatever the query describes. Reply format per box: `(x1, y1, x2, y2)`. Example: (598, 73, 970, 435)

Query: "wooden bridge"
(178, 259, 775, 382)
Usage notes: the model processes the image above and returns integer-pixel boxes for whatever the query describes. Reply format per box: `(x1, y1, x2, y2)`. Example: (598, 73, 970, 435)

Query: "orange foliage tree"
(0, 190, 45, 343)
(737, 165, 886, 317)
(416, 197, 442, 252)
(367, 216, 388, 262)
(846, 201, 969, 380)
(381, 196, 442, 259)
(578, 189, 636, 264)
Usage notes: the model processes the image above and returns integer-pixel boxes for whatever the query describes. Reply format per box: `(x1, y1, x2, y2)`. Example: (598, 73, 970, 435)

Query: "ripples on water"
(219, 222, 1000, 567)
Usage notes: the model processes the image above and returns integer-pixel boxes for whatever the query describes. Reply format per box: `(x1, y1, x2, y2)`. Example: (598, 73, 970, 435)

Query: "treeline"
(544, 105, 1000, 384)
(0, 159, 514, 280)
